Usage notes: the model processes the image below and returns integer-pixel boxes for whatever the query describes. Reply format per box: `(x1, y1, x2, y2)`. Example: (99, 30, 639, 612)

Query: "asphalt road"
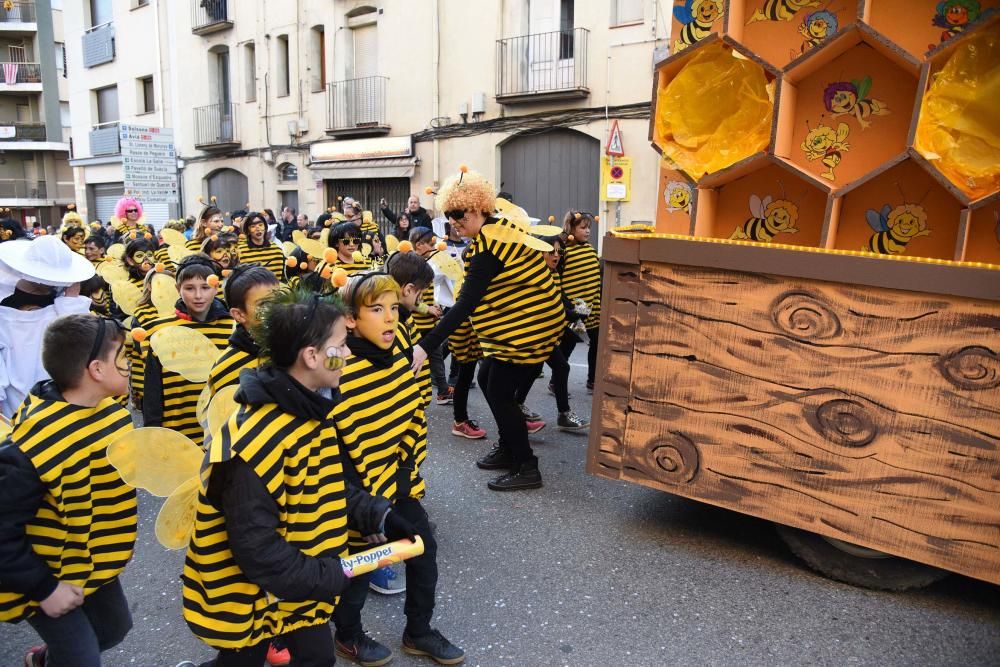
(2, 351, 998, 666)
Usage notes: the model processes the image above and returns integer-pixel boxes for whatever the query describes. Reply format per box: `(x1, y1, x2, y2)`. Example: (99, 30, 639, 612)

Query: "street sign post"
(119, 124, 179, 204)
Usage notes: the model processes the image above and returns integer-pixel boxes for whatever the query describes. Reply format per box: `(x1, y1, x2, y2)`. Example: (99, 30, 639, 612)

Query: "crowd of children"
(0, 174, 603, 666)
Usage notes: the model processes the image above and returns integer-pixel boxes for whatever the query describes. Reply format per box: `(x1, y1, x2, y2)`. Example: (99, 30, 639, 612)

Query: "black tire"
(775, 524, 949, 591)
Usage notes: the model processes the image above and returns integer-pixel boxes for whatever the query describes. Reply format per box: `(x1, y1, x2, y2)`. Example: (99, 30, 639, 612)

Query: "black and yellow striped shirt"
(205, 327, 261, 400)
(143, 309, 233, 446)
(410, 278, 437, 337)
(0, 387, 136, 622)
(128, 301, 160, 403)
(237, 241, 286, 282)
(559, 242, 601, 330)
(333, 339, 427, 543)
(467, 218, 565, 365)
(182, 400, 350, 648)
(399, 314, 432, 407)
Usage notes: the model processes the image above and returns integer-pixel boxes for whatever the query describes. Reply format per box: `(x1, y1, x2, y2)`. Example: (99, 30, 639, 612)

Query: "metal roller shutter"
(92, 182, 170, 230)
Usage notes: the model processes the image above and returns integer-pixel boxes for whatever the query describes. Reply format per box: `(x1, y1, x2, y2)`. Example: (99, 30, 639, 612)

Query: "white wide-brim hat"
(0, 237, 96, 287)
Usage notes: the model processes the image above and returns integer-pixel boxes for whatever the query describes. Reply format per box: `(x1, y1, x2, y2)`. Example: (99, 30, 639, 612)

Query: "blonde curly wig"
(435, 169, 496, 214)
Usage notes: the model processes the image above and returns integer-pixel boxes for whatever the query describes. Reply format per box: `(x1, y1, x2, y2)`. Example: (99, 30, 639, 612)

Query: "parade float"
(587, 1, 1000, 590)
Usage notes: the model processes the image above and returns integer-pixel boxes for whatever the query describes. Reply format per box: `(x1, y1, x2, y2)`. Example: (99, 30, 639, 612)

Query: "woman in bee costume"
(411, 168, 565, 491)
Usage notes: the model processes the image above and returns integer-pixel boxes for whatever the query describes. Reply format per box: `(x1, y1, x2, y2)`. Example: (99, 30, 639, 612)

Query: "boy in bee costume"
(385, 251, 436, 407)
(331, 273, 465, 666)
(142, 255, 234, 446)
(0, 314, 136, 667)
(413, 169, 565, 491)
(204, 264, 280, 400)
(178, 289, 413, 666)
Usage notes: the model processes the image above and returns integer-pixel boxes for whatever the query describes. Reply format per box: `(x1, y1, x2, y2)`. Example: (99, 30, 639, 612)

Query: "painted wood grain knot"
(770, 291, 842, 341)
(808, 399, 878, 448)
(936, 346, 1000, 391)
(646, 432, 700, 484)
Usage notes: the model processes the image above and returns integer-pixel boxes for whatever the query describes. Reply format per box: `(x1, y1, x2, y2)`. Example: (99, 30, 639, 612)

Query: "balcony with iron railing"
(325, 76, 390, 136)
(0, 61, 41, 86)
(0, 121, 46, 141)
(192, 0, 232, 35)
(496, 27, 590, 104)
(89, 121, 120, 156)
(0, 179, 46, 199)
(82, 21, 115, 67)
(194, 102, 239, 150)
(0, 2, 37, 26)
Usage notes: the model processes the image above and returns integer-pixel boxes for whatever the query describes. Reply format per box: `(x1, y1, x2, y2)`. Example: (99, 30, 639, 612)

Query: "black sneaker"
(557, 411, 590, 431)
(476, 442, 514, 470)
(402, 629, 465, 665)
(488, 463, 543, 491)
(336, 631, 393, 667)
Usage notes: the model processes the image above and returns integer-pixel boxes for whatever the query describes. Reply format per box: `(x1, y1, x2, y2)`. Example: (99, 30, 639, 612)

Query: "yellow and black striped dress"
(0, 388, 136, 622)
(237, 241, 285, 282)
(315, 258, 372, 279)
(182, 401, 351, 649)
(559, 242, 601, 330)
(467, 219, 565, 365)
(143, 309, 233, 446)
(332, 339, 427, 547)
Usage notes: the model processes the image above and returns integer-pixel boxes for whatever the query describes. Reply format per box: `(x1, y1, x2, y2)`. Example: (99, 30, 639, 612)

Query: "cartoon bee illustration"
(823, 76, 890, 130)
(747, 0, 821, 25)
(664, 181, 693, 214)
(673, 0, 724, 53)
(801, 121, 850, 181)
(863, 191, 932, 255)
(794, 9, 838, 57)
(930, 0, 985, 48)
(730, 193, 800, 243)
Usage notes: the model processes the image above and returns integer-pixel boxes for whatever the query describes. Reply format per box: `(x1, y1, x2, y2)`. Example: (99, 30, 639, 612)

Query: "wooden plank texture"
(588, 256, 1000, 585)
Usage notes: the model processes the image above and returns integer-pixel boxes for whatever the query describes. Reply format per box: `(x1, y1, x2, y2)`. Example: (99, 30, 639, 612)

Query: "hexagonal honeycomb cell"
(832, 156, 964, 259)
(963, 193, 1000, 264)
(655, 163, 696, 234)
(775, 24, 921, 188)
(693, 154, 830, 247)
(728, 0, 857, 70)
(669, 0, 726, 55)
(866, 0, 1000, 61)
(652, 36, 777, 181)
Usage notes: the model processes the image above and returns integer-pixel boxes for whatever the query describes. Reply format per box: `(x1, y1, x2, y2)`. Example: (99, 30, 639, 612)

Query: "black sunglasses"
(444, 209, 466, 222)
(339, 237, 359, 246)
(125, 208, 139, 213)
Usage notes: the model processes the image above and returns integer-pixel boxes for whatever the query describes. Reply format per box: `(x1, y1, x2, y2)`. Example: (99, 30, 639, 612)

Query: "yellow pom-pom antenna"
(337, 196, 344, 202)
(424, 186, 435, 195)
(67, 203, 76, 210)
(206, 274, 220, 288)
(575, 212, 582, 220)
(210, 234, 219, 242)
(143, 232, 152, 240)
(331, 267, 349, 287)
(221, 269, 232, 279)
(129, 231, 138, 240)
(323, 248, 337, 264)
(210, 195, 218, 204)
(568, 235, 575, 241)
(154, 262, 166, 273)
(594, 215, 600, 222)
(320, 266, 332, 279)
(286, 257, 298, 269)
(459, 164, 469, 173)
(131, 327, 148, 343)
(436, 240, 447, 251)
(196, 195, 205, 204)
(397, 240, 414, 253)
(548, 215, 556, 223)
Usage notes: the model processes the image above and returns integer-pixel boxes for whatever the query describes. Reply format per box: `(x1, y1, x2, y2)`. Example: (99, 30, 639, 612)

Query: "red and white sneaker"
(452, 419, 486, 439)
(266, 641, 290, 666)
(525, 419, 546, 434)
(24, 646, 46, 667)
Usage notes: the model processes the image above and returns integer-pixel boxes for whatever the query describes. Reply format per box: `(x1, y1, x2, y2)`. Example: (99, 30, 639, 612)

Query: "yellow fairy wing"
(352, 250, 366, 263)
(106, 243, 126, 261)
(151, 272, 179, 317)
(529, 224, 563, 236)
(206, 384, 239, 438)
(155, 476, 200, 550)
(319, 227, 331, 247)
(110, 280, 142, 316)
(297, 237, 328, 259)
(160, 228, 188, 247)
(167, 244, 195, 264)
(149, 326, 220, 383)
(521, 234, 554, 252)
(494, 198, 531, 230)
(360, 242, 372, 258)
(282, 241, 297, 257)
(196, 383, 212, 427)
(291, 230, 308, 246)
(429, 251, 463, 283)
(106, 426, 203, 497)
(482, 221, 553, 252)
(385, 234, 399, 253)
(96, 260, 129, 284)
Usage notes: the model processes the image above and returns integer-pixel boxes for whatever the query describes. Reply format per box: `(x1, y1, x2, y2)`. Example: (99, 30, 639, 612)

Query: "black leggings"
(200, 622, 335, 666)
(560, 327, 599, 385)
(478, 357, 538, 466)
(515, 348, 570, 413)
(452, 359, 478, 423)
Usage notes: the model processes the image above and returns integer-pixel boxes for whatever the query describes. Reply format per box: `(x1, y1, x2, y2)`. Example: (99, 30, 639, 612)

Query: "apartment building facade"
(0, 0, 73, 229)
(65, 0, 665, 233)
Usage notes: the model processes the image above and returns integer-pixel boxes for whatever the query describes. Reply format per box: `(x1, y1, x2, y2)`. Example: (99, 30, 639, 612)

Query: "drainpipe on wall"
(153, 0, 165, 129)
(432, 0, 441, 193)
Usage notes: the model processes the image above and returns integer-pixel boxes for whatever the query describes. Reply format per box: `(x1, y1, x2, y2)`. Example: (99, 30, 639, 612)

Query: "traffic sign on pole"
(606, 120, 625, 157)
